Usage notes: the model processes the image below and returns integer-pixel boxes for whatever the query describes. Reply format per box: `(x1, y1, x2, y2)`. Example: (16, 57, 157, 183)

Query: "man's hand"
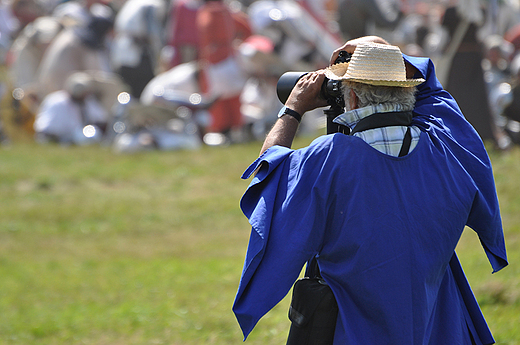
(329, 35, 418, 80)
(330, 36, 389, 65)
(258, 70, 328, 155)
(285, 70, 329, 116)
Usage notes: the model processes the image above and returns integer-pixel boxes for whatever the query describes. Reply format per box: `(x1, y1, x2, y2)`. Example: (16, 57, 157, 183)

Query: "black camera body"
(276, 51, 351, 109)
(276, 51, 352, 134)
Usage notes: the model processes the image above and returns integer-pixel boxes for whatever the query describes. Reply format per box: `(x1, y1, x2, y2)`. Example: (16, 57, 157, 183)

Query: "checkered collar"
(332, 103, 410, 130)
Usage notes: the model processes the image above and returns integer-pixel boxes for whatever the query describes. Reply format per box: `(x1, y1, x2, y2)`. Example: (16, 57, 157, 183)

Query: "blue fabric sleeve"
(404, 55, 507, 273)
(449, 254, 495, 345)
(234, 144, 329, 339)
(241, 145, 293, 181)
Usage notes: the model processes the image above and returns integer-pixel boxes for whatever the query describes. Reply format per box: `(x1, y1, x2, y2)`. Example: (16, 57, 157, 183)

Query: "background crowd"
(1, 0, 520, 151)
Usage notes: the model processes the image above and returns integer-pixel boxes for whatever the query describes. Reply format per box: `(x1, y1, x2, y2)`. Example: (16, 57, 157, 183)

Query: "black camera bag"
(286, 258, 338, 345)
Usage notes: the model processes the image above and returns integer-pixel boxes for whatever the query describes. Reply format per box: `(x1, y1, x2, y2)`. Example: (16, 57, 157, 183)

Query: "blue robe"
(233, 55, 508, 344)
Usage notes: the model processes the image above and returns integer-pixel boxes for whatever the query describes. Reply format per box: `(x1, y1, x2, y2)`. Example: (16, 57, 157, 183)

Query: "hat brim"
(325, 62, 425, 87)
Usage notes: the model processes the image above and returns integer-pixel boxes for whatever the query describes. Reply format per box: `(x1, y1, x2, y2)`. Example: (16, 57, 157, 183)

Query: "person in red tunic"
(196, 0, 251, 136)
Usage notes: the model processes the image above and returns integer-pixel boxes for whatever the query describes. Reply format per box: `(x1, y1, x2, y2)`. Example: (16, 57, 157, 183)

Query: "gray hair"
(343, 81, 417, 111)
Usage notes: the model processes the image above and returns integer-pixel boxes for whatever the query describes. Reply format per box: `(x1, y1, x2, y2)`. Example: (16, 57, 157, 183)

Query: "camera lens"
(276, 71, 307, 104)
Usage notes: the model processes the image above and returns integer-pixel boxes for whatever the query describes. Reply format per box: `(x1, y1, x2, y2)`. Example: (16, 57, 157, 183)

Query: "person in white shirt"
(34, 72, 108, 144)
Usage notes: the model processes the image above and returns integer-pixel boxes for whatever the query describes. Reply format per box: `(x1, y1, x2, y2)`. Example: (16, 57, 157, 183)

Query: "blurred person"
(500, 54, 520, 143)
(247, 1, 340, 72)
(0, 86, 40, 142)
(482, 35, 515, 144)
(296, 0, 341, 46)
(441, 5, 510, 150)
(228, 1, 252, 44)
(479, 0, 520, 42)
(10, 0, 46, 32)
(196, 0, 251, 137)
(504, 22, 520, 56)
(482, 35, 514, 79)
(138, 60, 212, 136)
(336, 0, 402, 39)
(140, 61, 202, 106)
(52, 0, 112, 27)
(237, 34, 285, 140)
(297, 0, 337, 24)
(164, 0, 201, 69)
(1, 16, 62, 143)
(36, 10, 114, 98)
(233, 37, 507, 344)
(7, 16, 63, 89)
(110, 0, 167, 100)
(0, 0, 18, 119)
(34, 71, 108, 144)
(0, 0, 18, 62)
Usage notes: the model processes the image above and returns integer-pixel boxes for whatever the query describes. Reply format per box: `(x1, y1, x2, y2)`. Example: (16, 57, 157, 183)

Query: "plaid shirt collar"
(332, 103, 410, 130)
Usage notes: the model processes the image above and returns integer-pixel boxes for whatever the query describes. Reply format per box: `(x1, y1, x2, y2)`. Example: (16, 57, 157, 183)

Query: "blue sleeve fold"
(233, 143, 333, 339)
(404, 55, 508, 273)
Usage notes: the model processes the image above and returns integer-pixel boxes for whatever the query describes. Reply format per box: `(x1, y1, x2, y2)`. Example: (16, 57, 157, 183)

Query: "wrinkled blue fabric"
(233, 55, 508, 344)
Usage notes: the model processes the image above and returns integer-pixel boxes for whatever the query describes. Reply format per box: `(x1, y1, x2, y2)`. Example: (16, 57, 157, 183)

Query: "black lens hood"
(276, 71, 308, 104)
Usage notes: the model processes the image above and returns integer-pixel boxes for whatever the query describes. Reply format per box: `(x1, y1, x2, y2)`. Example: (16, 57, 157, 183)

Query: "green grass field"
(0, 137, 518, 344)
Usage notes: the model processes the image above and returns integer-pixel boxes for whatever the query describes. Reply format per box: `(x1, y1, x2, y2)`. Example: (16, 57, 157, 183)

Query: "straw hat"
(325, 43, 425, 87)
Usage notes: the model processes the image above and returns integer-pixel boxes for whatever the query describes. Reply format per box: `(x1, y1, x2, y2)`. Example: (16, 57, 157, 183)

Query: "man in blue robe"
(233, 36, 508, 344)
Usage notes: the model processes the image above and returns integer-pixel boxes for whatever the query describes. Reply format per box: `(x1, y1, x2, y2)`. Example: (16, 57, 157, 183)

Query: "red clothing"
(231, 9, 252, 44)
(167, 0, 200, 67)
(505, 23, 520, 55)
(197, 1, 235, 64)
(197, 1, 251, 133)
(207, 95, 242, 133)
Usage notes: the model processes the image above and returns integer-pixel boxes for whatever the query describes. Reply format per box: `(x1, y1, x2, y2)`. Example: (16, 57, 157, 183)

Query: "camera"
(276, 51, 352, 134)
(276, 51, 351, 110)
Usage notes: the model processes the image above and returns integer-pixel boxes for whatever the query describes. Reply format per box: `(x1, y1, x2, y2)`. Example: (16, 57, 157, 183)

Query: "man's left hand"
(285, 70, 329, 116)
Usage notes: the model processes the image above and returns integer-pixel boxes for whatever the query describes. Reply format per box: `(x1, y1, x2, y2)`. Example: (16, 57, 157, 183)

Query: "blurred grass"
(0, 138, 518, 344)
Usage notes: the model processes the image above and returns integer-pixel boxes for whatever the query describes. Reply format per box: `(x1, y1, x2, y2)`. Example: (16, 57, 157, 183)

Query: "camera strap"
(349, 111, 413, 157)
(349, 111, 412, 134)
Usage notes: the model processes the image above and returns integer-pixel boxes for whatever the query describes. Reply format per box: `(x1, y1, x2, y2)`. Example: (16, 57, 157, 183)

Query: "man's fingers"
(330, 45, 354, 64)
(285, 71, 328, 114)
(330, 49, 343, 65)
(296, 71, 322, 89)
(330, 36, 390, 65)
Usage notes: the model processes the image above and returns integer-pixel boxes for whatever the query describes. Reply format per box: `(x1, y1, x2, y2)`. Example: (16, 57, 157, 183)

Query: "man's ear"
(349, 89, 358, 109)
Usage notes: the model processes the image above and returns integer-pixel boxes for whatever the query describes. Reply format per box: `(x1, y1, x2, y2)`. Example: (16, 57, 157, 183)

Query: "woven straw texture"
(325, 43, 424, 87)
